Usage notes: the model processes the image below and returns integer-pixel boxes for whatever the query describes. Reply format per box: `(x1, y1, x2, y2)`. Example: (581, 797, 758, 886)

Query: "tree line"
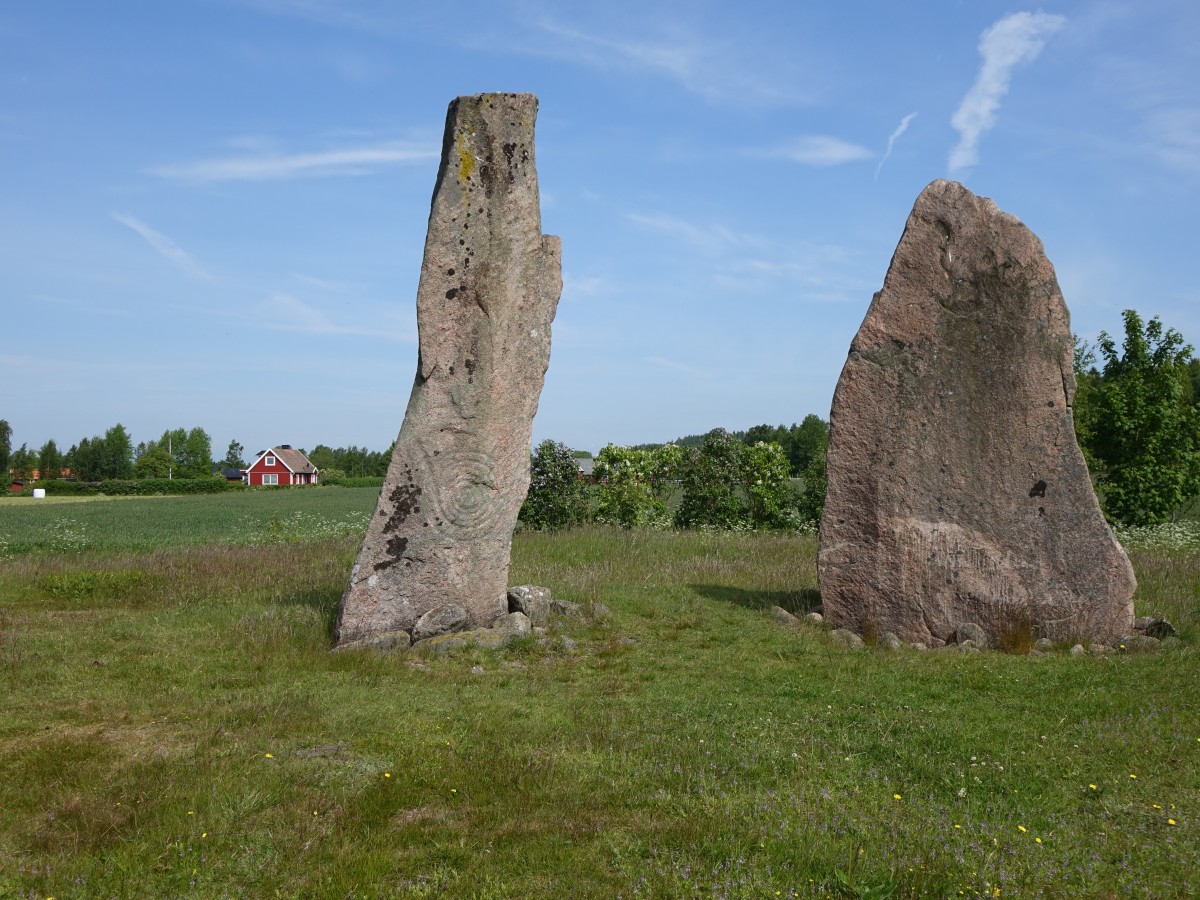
(524, 309, 1200, 531)
(5, 309, 1196, 526)
(0, 422, 393, 486)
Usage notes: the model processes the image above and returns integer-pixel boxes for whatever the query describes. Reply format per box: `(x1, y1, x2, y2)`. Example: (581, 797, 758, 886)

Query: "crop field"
(0, 488, 1198, 898)
(0, 487, 377, 555)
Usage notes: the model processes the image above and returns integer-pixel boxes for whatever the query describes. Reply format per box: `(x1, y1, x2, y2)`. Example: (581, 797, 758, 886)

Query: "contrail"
(875, 112, 918, 180)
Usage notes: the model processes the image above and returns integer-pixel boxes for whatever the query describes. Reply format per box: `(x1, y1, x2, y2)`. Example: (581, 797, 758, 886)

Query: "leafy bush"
(592, 444, 682, 528)
(675, 429, 750, 529)
(1084, 310, 1200, 525)
(795, 447, 828, 526)
(520, 440, 588, 530)
(675, 430, 800, 530)
(27, 478, 244, 497)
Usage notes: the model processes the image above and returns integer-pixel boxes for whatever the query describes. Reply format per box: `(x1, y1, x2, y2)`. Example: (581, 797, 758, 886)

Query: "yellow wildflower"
(1018, 825, 1027, 833)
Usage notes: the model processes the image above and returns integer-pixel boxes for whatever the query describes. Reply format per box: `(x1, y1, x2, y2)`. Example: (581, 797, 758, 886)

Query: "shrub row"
(521, 430, 828, 533)
(24, 478, 246, 497)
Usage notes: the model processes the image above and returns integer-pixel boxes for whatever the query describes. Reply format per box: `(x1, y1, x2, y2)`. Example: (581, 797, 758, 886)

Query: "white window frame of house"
(265, 455, 276, 466)
(262, 473, 279, 485)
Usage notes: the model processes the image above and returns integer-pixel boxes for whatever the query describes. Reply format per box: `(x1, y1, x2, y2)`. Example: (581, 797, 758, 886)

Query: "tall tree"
(180, 427, 213, 478)
(788, 414, 830, 474)
(219, 440, 246, 469)
(37, 439, 62, 480)
(1086, 309, 1200, 525)
(0, 419, 11, 476)
(134, 441, 173, 478)
(100, 424, 134, 479)
(9, 443, 34, 480)
(67, 436, 102, 481)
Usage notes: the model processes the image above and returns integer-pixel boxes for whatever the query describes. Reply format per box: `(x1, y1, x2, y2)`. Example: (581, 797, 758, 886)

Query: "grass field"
(0, 489, 1197, 898)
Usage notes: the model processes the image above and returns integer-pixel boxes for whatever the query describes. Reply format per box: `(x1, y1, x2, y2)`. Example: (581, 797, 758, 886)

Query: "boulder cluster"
(334, 585, 606, 656)
(772, 605, 1177, 656)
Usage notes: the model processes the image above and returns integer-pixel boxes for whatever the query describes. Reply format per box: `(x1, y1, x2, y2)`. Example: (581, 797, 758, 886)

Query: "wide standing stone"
(818, 180, 1135, 646)
(335, 93, 562, 646)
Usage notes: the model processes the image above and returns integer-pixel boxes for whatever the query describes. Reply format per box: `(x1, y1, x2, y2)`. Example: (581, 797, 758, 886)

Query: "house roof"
(252, 446, 318, 474)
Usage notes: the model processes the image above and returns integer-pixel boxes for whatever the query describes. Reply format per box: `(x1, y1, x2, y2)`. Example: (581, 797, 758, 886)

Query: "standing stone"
(818, 180, 1134, 646)
(336, 93, 562, 646)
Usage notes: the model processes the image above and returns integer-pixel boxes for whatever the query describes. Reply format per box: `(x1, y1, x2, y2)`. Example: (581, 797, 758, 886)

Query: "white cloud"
(625, 211, 759, 250)
(875, 112, 918, 180)
(260, 291, 415, 341)
(1145, 107, 1200, 177)
(949, 11, 1067, 172)
(149, 140, 437, 182)
(111, 212, 212, 280)
(523, 18, 809, 106)
(752, 135, 873, 166)
(644, 356, 708, 378)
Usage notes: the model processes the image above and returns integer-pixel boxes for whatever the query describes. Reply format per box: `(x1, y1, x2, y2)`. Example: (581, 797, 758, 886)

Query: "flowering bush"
(519, 440, 589, 530)
(592, 443, 682, 528)
(675, 430, 801, 530)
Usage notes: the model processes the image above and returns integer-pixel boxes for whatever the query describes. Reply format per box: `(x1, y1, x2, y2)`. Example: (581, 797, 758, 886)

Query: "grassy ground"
(0, 493, 1197, 898)
(0, 486, 377, 554)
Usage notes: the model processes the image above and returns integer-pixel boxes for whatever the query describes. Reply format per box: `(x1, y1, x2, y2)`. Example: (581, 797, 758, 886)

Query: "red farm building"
(243, 445, 319, 486)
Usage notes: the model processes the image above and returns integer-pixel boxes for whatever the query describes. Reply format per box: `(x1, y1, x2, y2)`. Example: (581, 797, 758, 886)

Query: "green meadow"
(0, 489, 1197, 898)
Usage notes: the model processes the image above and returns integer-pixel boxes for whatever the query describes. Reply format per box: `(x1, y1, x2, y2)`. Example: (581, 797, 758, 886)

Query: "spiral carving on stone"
(422, 446, 505, 537)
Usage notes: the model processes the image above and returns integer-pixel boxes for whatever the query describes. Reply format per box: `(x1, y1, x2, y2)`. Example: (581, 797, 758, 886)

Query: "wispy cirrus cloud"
(111, 212, 213, 280)
(149, 140, 436, 183)
(644, 355, 708, 378)
(1144, 107, 1200, 178)
(949, 11, 1066, 172)
(625, 211, 760, 250)
(522, 17, 812, 106)
(750, 135, 873, 167)
(260, 291, 415, 341)
(875, 112, 918, 180)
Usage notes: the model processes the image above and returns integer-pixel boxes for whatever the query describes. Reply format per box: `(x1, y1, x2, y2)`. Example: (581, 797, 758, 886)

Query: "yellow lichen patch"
(457, 130, 475, 183)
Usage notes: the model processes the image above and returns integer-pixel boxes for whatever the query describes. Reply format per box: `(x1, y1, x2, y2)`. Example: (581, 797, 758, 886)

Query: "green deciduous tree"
(100, 424, 134, 479)
(134, 441, 174, 479)
(220, 440, 246, 469)
(8, 443, 34, 480)
(519, 440, 589, 530)
(796, 447, 827, 525)
(1085, 309, 1200, 525)
(0, 419, 11, 476)
(37, 439, 62, 480)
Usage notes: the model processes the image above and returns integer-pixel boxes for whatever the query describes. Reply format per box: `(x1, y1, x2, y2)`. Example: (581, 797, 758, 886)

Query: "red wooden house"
(243, 445, 319, 486)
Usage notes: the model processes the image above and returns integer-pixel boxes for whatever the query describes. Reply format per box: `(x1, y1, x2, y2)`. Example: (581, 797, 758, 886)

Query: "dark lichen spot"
(373, 535, 409, 571)
(446, 288, 459, 300)
(447, 267, 455, 276)
(502, 142, 517, 183)
(1029, 480, 1047, 498)
(1038, 507, 1046, 517)
(382, 476, 422, 534)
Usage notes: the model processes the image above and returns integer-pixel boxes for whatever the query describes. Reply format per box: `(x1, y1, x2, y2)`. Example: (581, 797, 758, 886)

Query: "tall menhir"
(818, 180, 1134, 646)
(336, 93, 562, 647)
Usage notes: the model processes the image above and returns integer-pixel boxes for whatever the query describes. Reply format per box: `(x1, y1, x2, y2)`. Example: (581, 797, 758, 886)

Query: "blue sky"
(3, 1, 1197, 457)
